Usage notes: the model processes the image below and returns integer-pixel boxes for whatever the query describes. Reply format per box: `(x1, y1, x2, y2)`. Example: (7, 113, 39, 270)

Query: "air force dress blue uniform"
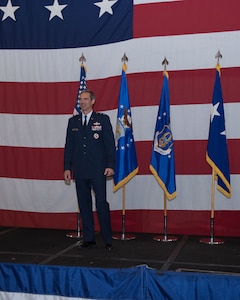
(64, 111, 116, 245)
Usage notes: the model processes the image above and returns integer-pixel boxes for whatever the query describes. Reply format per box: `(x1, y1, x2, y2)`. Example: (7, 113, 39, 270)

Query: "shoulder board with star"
(96, 112, 107, 116)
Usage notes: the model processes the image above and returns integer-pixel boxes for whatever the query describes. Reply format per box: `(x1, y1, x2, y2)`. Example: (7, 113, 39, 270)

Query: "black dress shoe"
(79, 241, 96, 249)
(105, 243, 115, 251)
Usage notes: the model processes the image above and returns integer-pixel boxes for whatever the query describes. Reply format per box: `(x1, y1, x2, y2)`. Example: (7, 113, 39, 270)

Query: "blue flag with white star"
(149, 71, 176, 200)
(113, 65, 138, 192)
(73, 64, 87, 115)
(206, 65, 231, 198)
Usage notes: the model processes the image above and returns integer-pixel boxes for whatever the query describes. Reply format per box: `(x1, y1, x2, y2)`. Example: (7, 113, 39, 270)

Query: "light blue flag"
(73, 64, 87, 115)
(113, 65, 138, 192)
(206, 65, 231, 198)
(149, 71, 176, 200)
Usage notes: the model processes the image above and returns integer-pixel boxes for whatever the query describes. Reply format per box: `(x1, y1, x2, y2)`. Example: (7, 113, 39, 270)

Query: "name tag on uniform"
(72, 128, 78, 131)
(92, 122, 102, 131)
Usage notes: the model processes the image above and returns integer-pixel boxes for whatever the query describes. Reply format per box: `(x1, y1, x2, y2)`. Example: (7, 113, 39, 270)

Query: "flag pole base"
(153, 235, 178, 242)
(66, 232, 82, 239)
(66, 212, 82, 238)
(199, 237, 224, 245)
(113, 233, 136, 240)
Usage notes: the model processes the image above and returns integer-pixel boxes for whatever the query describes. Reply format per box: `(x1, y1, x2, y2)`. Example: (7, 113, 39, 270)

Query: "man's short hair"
(80, 89, 95, 100)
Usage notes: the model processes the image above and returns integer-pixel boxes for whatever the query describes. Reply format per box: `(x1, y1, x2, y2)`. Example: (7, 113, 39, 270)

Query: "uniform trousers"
(75, 175, 112, 245)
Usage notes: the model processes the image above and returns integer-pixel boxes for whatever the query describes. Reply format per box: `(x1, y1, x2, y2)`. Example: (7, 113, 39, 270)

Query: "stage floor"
(1, 226, 240, 274)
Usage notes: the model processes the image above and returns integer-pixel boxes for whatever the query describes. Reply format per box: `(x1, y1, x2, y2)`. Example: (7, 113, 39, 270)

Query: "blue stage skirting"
(1, 263, 240, 299)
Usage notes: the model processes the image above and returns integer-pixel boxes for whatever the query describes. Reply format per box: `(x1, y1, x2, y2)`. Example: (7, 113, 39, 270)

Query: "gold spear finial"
(162, 57, 169, 71)
(79, 53, 86, 64)
(215, 50, 222, 65)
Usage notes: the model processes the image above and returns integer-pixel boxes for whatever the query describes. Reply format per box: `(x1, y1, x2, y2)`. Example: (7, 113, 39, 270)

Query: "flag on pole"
(113, 64, 138, 192)
(149, 71, 176, 200)
(206, 64, 231, 198)
(73, 63, 87, 115)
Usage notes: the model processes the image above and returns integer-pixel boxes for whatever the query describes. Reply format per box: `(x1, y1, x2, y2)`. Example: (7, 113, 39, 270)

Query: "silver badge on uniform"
(92, 122, 102, 131)
(94, 133, 99, 139)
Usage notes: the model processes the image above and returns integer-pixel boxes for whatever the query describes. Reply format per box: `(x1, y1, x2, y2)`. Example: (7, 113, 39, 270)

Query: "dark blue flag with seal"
(149, 71, 176, 200)
(113, 64, 138, 192)
(206, 64, 231, 198)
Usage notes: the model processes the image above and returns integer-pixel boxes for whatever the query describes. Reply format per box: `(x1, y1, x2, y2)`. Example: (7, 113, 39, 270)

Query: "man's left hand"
(104, 168, 114, 177)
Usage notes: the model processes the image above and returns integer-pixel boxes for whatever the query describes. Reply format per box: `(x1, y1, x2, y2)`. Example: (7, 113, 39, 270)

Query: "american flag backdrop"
(0, 0, 240, 236)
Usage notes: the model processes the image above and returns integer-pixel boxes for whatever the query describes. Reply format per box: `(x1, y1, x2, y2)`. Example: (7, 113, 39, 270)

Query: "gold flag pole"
(210, 170, 217, 242)
(113, 53, 136, 241)
(200, 50, 224, 245)
(153, 57, 177, 242)
(200, 170, 224, 244)
(113, 185, 135, 240)
(66, 54, 86, 239)
(153, 192, 178, 242)
(122, 184, 126, 238)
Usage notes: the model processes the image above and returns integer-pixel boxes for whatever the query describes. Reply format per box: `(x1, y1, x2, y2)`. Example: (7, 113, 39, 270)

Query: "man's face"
(79, 92, 95, 114)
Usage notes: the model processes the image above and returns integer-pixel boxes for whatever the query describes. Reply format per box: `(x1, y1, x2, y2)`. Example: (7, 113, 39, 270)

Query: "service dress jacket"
(64, 111, 116, 179)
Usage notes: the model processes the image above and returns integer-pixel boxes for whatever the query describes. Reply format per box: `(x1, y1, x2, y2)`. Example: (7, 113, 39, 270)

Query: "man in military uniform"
(64, 89, 115, 250)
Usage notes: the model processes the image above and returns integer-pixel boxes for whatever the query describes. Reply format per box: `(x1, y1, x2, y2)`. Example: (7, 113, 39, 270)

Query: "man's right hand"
(64, 170, 71, 185)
